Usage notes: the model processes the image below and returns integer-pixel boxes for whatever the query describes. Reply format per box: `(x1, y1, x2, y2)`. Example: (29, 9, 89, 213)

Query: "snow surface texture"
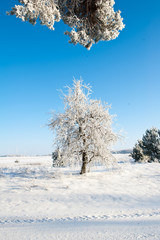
(0, 154, 160, 239)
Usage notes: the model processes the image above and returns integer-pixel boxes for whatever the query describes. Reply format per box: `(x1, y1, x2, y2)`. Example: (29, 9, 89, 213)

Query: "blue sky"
(0, 0, 160, 155)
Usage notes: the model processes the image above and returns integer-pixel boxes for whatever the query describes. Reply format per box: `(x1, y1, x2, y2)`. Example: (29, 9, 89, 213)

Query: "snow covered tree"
(52, 148, 63, 167)
(131, 141, 145, 162)
(131, 128, 160, 163)
(7, 0, 125, 49)
(49, 79, 117, 174)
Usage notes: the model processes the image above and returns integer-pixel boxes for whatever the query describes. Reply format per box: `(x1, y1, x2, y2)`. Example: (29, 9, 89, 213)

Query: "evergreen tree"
(49, 79, 117, 174)
(132, 128, 160, 163)
(131, 141, 145, 162)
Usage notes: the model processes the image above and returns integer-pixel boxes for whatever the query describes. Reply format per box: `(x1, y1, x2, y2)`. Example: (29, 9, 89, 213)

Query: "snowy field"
(0, 154, 160, 239)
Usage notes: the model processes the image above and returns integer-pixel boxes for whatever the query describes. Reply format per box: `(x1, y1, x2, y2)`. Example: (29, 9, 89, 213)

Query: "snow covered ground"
(0, 154, 160, 239)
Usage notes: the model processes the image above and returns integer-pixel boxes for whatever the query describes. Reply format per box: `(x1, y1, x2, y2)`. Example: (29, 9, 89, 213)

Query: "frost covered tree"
(131, 141, 145, 162)
(8, 0, 125, 49)
(49, 79, 117, 174)
(131, 128, 160, 163)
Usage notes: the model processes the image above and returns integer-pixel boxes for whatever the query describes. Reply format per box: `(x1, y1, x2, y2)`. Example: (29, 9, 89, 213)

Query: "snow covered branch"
(8, 0, 125, 49)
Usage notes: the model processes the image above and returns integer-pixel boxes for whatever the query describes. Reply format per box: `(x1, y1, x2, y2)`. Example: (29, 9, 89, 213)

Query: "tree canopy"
(8, 0, 125, 49)
(49, 79, 117, 174)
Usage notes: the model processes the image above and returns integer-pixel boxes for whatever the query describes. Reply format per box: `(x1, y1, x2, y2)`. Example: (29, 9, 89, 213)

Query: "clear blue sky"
(0, 0, 160, 155)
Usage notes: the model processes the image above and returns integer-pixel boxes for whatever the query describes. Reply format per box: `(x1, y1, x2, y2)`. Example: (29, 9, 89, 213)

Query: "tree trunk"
(79, 126, 87, 174)
(80, 152, 87, 174)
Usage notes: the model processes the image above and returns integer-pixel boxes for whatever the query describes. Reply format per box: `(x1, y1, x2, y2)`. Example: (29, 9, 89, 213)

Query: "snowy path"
(1, 209, 160, 225)
(1, 219, 160, 240)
